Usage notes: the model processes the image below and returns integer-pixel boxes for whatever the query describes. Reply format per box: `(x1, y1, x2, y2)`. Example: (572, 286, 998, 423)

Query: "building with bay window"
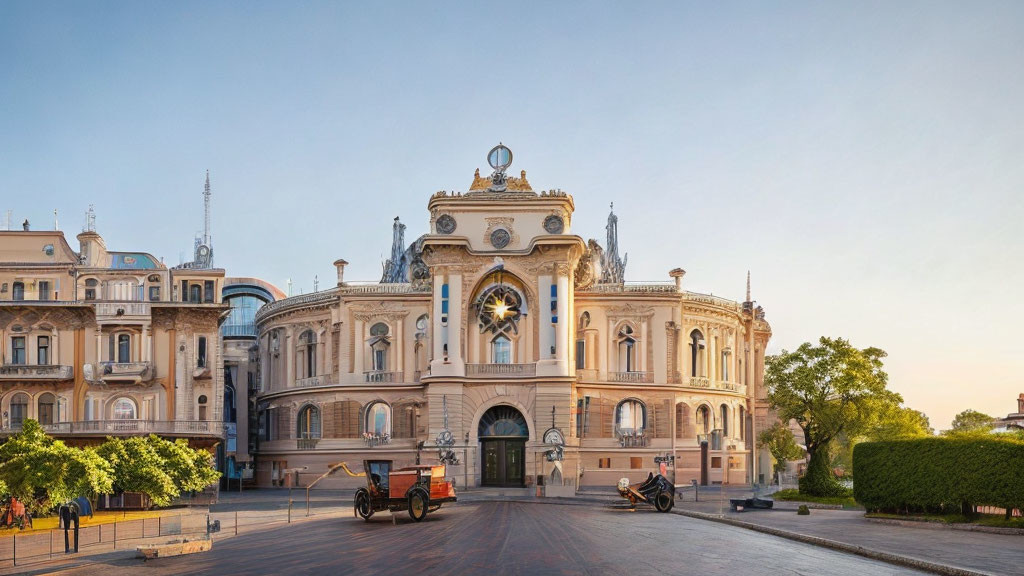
(253, 146, 773, 489)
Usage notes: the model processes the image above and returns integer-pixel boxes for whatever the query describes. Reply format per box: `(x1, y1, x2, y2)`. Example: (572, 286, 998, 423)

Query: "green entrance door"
(481, 440, 525, 487)
(478, 405, 529, 487)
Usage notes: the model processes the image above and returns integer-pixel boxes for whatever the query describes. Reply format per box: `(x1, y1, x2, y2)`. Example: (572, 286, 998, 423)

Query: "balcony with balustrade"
(607, 371, 654, 384)
(363, 371, 403, 383)
(0, 364, 74, 381)
(465, 363, 537, 378)
(95, 361, 154, 384)
(0, 420, 223, 438)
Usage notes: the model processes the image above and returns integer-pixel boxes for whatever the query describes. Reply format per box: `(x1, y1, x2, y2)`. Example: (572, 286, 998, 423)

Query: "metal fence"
(0, 500, 354, 569)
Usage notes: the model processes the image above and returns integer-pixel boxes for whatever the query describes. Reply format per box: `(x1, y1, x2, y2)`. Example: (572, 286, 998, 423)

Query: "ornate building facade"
(0, 195, 226, 451)
(254, 146, 773, 490)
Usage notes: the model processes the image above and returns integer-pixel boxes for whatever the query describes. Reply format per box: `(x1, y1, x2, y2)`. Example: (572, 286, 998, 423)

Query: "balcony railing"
(363, 433, 391, 447)
(0, 364, 74, 380)
(616, 430, 649, 447)
(688, 376, 711, 388)
(295, 375, 329, 388)
(608, 371, 654, 383)
(364, 371, 403, 383)
(0, 420, 223, 437)
(96, 362, 153, 384)
(297, 438, 320, 450)
(466, 363, 536, 377)
(95, 302, 151, 317)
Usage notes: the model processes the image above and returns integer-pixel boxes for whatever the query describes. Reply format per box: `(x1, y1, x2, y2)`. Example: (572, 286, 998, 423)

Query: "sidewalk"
(667, 486, 1019, 576)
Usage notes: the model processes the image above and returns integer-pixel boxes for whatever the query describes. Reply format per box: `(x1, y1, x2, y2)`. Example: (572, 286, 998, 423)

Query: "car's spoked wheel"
(408, 488, 428, 522)
(355, 490, 373, 521)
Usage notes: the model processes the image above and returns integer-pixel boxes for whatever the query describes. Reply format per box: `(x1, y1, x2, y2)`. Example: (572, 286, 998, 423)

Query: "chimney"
(669, 268, 686, 291)
(333, 259, 349, 286)
(1018, 393, 1024, 414)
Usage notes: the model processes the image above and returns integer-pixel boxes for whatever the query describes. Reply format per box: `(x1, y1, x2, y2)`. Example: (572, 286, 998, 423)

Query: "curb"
(865, 517, 1024, 536)
(671, 509, 997, 576)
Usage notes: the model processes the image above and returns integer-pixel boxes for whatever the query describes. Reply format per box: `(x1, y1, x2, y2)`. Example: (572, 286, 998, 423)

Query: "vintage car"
(616, 473, 675, 512)
(354, 460, 457, 522)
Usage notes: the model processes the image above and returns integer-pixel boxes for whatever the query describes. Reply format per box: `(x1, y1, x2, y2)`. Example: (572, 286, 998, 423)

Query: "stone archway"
(478, 405, 528, 487)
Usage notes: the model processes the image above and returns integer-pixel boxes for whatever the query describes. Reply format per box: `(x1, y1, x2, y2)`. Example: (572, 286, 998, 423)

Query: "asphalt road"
(47, 502, 929, 576)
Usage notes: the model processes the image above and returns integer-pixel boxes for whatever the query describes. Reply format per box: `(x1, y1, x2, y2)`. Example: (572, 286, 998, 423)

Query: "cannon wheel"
(407, 487, 429, 522)
(354, 488, 374, 521)
(654, 491, 674, 513)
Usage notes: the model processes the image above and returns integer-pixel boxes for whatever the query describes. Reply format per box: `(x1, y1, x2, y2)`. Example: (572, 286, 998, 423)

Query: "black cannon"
(616, 473, 675, 512)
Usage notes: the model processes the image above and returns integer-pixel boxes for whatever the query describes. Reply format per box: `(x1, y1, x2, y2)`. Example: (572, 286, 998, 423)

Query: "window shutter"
(655, 399, 670, 438)
(344, 400, 360, 438)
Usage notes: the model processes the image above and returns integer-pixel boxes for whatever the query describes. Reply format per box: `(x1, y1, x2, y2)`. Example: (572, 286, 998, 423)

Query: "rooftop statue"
(380, 216, 429, 286)
(599, 203, 627, 284)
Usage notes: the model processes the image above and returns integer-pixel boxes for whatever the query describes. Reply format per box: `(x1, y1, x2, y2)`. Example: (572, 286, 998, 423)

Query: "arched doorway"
(478, 405, 528, 487)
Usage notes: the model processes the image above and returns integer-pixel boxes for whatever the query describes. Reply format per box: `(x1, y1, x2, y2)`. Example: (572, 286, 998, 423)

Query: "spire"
(380, 216, 408, 283)
(599, 202, 627, 284)
(746, 270, 751, 302)
(203, 170, 211, 247)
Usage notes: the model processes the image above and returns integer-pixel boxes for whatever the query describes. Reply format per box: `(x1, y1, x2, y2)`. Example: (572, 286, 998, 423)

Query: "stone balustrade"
(465, 363, 537, 377)
(608, 371, 654, 383)
(0, 364, 74, 380)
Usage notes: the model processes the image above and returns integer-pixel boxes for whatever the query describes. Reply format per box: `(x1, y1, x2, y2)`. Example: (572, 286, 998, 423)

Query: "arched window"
(297, 404, 321, 439)
(9, 392, 29, 427)
(113, 398, 137, 420)
(720, 404, 730, 437)
(696, 405, 711, 438)
(189, 283, 202, 303)
(117, 334, 131, 362)
(615, 399, 646, 437)
(365, 402, 391, 437)
(475, 283, 524, 337)
(37, 393, 56, 425)
(299, 330, 317, 377)
(12, 282, 24, 301)
(675, 402, 691, 439)
(368, 324, 389, 372)
(690, 330, 705, 377)
(198, 395, 208, 421)
(617, 325, 637, 372)
(738, 405, 745, 440)
(37, 336, 50, 365)
(491, 335, 511, 364)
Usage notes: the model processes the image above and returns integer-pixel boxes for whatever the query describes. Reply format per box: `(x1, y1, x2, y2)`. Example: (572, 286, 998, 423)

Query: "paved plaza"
(39, 501, 931, 576)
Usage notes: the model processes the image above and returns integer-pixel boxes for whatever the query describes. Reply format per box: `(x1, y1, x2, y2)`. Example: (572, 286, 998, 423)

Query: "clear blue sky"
(2, 1, 1022, 430)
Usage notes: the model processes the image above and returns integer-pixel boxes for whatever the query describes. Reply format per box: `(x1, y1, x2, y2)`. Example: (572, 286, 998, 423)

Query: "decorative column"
(537, 274, 553, 359)
(395, 315, 404, 380)
(353, 319, 364, 377)
(448, 273, 463, 370)
(285, 327, 294, 388)
(554, 269, 570, 374)
(432, 273, 444, 364)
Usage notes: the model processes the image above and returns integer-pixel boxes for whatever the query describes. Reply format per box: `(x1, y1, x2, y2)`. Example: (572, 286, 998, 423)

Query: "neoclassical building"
(254, 146, 772, 490)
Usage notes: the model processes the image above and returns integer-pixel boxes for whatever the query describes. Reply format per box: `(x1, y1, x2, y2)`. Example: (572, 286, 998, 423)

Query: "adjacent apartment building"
(0, 215, 226, 451)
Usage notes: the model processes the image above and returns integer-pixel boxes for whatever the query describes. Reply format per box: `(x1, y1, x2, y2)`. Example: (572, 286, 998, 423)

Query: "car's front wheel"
(407, 488, 429, 522)
(355, 489, 374, 521)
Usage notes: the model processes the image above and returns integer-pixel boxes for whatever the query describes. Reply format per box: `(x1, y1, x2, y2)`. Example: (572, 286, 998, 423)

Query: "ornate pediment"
(605, 303, 656, 322)
(348, 302, 411, 322)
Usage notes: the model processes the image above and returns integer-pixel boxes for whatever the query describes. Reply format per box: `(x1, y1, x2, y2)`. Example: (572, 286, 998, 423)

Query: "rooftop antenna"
(3, 210, 11, 231)
(746, 270, 751, 302)
(287, 278, 293, 297)
(313, 274, 319, 292)
(84, 205, 96, 232)
(53, 209, 59, 231)
(203, 170, 211, 247)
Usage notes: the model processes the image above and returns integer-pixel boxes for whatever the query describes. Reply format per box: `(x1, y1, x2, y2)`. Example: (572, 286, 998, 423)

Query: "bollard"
(692, 479, 699, 502)
(288, 499, 292, 524)
(235, 511, 238, 536)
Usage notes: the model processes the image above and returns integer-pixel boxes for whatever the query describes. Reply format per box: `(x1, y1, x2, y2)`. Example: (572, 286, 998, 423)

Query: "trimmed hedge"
(853, 437, 1024, 513)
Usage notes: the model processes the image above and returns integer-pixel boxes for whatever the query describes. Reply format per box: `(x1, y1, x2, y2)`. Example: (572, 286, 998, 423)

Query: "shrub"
(797, 505, 810, 515)
(853, 436, 1024, 515)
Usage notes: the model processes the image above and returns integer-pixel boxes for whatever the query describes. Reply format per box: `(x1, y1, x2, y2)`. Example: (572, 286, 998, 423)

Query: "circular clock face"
(198, 245, 210, 257)
(543, 215, 564, 234)
(490, 228, 511, 249)
(543, 428, 565, 445)
(436, 214, 456, 234)
(488, 144, 513, 171)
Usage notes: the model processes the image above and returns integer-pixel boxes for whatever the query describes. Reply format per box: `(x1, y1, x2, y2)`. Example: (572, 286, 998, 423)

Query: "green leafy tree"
(97, 435, 219, 507)
(757, 421, 804, 478)
(0, 420, 113, 513)
(832, 405, 932, 473)
(946, 409, 994, 434)
(765, 337, 899, 496)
